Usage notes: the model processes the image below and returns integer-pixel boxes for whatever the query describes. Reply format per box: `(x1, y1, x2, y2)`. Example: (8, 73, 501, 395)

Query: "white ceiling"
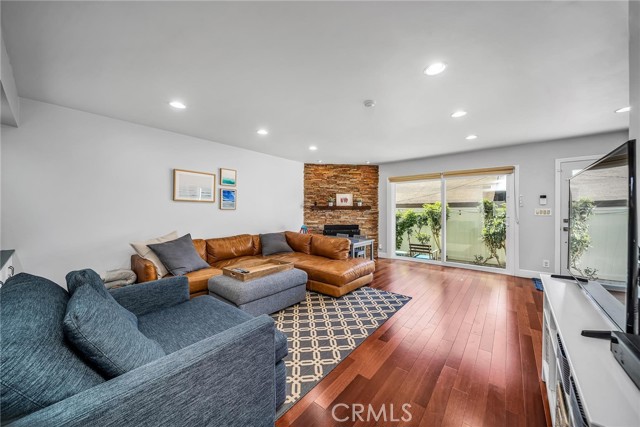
(0, 1, 630, 164)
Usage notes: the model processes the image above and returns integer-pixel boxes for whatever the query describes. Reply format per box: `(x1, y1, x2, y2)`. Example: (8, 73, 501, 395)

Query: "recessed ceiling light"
(364, 100, 376, 108)
(615, 106, 631, 113)
(256, 129, 269, 135)
(424, 62, 447, 76)
(451, 111, 467, 118)
(365, 161, 371, 164)
(318, 160, 323, 163)
(465, 134, 478, 140)
(309, 145, 318, 151)
(169, 101, 186, 109)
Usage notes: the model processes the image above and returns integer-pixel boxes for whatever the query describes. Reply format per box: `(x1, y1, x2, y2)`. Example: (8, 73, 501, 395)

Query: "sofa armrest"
(109, 276, 189, 316)
(8, 316, 277, 427)
(131, 254, 158, 283)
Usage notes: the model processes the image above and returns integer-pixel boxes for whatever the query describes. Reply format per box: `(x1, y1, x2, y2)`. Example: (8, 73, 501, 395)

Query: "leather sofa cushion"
(184, 267, 223, 294)
(310, 235, 350, 260)
(251, 235, 261, 255)
(0, 274, 105, 423)
(63, 284, 166, 379)
(269, 253, 375, 286)
(206, 234, 257, 264)
(193, 239, 207, 261)
(211, 255, 263, 269)
(285, 231, 312, 254)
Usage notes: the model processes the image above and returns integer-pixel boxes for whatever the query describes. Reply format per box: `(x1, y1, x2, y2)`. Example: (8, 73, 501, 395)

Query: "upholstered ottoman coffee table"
(207, 268, 308, 316)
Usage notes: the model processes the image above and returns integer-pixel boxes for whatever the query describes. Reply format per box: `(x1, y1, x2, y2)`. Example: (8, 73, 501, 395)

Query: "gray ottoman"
(208, 268, 308, 316)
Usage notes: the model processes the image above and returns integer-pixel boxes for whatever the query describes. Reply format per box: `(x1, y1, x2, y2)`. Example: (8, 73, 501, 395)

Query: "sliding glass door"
(392, 168, 515, 274)
(394, 178, 442, 260)
(444, 174, 508, 269)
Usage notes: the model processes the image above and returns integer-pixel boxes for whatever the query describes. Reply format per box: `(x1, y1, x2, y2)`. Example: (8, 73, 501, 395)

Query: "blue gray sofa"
(0, 270, 288, 426)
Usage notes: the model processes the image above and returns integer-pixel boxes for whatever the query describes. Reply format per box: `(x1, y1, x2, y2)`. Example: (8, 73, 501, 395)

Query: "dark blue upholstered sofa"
(0, 271, 287, 426)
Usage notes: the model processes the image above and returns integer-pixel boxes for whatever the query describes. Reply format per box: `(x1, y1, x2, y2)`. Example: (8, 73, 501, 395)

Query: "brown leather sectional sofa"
(131, 232, 376, 298)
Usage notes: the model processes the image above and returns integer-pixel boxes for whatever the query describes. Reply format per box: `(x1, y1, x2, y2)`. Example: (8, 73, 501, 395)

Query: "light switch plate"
(535, 209, 552, 216)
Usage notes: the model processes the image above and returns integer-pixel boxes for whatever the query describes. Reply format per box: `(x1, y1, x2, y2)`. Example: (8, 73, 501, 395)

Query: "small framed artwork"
(336, 193, 353, 206)
(220, 188, 237, 210)
(220, 168, 237, 187)
(173, 169, 215, 202)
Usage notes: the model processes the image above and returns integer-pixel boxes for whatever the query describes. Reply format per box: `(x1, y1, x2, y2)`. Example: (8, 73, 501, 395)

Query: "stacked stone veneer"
(304, 164, 379, 257)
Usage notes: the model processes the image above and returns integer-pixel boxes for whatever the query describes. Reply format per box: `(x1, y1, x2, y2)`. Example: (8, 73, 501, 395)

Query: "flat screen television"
(568, 139, 638, 334)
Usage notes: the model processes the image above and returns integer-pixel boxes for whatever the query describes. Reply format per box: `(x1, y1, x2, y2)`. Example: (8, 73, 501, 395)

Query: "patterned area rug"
(272, 286, 411, 418)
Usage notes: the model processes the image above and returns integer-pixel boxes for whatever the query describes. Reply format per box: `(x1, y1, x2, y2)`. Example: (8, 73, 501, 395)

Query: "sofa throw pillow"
(0, 274, 105, 423)
(260, 232, 294, 256)
(66, 269, 138, 327)
(148, 233, 210, 276)
(63, 284, 166, 379)
(130, 231, 178, 278)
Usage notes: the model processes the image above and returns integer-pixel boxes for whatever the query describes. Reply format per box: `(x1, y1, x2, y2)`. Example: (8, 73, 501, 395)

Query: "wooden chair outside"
(409, 243, 437, 260)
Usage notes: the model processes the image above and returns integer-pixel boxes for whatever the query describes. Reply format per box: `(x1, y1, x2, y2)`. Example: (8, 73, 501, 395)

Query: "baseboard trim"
(516, 269, 548, 279)
(377, 257, 549, 280)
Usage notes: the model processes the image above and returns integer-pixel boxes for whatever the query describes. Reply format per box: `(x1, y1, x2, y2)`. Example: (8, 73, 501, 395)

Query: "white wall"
(1, 99, 303, 284)
(378, 131, 629, 275)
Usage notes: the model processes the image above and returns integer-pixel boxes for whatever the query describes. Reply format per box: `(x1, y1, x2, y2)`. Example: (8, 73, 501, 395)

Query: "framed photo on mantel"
(173, 169, 215, 202)
(336, 193, 353, 207)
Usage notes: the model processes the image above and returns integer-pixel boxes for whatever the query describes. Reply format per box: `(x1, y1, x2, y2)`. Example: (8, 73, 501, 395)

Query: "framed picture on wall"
(173, 169, 215, 202)
(220, 188, 237, 210)
(220, 168, 237, 187)
(336, 193, 353, 206)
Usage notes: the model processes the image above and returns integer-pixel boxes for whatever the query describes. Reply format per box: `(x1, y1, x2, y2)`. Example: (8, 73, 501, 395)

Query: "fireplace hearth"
(323, 224, 361, 237)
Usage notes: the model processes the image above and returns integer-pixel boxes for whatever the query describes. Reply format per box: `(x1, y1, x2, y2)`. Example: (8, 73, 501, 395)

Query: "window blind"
(389, 166, 514, 182)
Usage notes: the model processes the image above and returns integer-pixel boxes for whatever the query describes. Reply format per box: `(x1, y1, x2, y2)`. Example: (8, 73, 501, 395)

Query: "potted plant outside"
(356, 198, 363, 207)
(327, 197, 335, 207)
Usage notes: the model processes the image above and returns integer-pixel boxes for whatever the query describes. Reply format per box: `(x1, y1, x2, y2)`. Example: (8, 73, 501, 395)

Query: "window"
(392, 167, 514, 272)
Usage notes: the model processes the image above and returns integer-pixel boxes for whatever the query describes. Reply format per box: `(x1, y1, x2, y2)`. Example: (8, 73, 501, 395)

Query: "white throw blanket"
(100, 269, 137, 289)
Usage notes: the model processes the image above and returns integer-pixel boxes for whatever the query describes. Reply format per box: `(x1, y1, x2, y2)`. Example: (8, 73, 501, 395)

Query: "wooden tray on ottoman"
(222, 259, 293, 282)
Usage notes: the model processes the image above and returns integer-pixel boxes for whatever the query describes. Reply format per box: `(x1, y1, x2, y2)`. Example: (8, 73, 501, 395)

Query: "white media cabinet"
(540, 274, 640, 427)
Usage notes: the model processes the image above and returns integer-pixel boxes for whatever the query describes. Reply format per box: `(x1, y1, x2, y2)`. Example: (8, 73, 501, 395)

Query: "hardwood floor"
(276, 259, 551, 427)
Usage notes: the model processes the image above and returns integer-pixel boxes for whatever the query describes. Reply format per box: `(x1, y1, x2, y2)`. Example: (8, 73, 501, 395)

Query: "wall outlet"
(535, 208, 552, 216)
(542, 260, 550, 268)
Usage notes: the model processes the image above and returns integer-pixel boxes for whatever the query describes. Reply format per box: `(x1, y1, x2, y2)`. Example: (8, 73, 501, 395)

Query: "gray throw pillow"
(63, 284, 166, 379)
(148, 233, 210, 276)
(66, 268, 138, 327)
(260, 232, 294, 256)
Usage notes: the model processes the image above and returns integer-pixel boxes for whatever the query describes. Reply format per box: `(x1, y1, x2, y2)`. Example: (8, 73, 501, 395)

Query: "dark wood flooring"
(276, 259, 550, 427)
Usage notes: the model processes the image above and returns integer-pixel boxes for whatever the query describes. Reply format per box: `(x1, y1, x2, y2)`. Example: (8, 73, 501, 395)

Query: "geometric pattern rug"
(272, 286, 411, 418)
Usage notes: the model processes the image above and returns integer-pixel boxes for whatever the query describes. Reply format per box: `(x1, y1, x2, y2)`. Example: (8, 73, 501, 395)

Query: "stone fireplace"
(303, 164, 379, 257)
